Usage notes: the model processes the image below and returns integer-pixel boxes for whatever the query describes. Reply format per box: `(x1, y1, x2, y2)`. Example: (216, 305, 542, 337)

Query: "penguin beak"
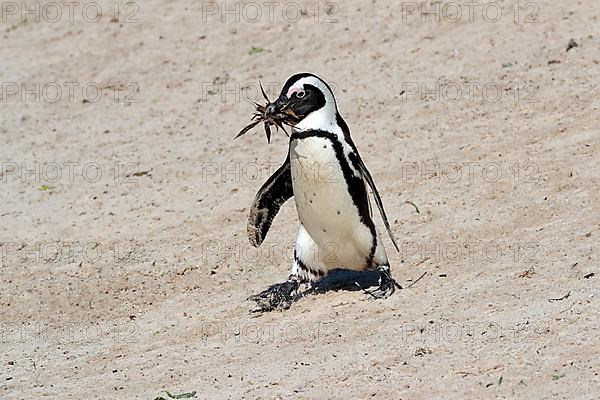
(265, 95, 289, 119)
(265, 95, 301, 124)
(236, 90, 298, 144)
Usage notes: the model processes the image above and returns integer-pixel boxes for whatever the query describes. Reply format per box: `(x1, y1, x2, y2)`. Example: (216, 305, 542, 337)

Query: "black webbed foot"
(248, 276, 302, 312)
(364, 266, 402, 299)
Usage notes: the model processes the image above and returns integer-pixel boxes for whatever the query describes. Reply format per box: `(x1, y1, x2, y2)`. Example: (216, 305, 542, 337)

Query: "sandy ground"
(1, 0, 600, 398)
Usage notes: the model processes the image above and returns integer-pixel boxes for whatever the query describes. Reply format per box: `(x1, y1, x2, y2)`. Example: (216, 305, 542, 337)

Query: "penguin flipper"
(247, 156, 294, 247)
(356, 157, 400, 252)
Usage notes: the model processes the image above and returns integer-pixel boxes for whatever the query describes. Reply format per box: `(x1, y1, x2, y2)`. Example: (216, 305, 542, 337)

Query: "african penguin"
(246, 73, 401, 311)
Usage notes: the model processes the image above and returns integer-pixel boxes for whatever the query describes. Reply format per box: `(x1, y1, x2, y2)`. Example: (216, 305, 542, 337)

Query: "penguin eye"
(295, 90, 306, 99)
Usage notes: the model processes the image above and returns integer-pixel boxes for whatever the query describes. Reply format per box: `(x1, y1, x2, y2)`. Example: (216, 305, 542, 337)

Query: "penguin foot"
(248, 276, 302, 312)
(364, 266, 402, 299)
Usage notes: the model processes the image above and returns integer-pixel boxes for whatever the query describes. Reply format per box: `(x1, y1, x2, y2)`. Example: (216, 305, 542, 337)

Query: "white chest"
(289, 136, 375, 268)
(290, 135, 355, 230)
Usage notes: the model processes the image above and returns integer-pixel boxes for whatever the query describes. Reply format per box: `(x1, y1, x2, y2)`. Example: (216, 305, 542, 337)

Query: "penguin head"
(267, 73, 338, 131)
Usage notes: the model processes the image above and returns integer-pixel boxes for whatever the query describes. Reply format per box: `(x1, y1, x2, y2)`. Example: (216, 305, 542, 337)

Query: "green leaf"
(405, 201, 420, 214)
(249, 46, 264, 55)
(165, 391, 197, 399)
(37, 185, 54, 191)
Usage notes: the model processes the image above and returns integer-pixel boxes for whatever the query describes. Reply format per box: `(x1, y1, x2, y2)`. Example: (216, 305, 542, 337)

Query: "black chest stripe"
(337, 112, 399, 252)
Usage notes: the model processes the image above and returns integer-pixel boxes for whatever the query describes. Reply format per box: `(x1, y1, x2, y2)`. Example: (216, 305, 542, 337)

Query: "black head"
(266, 73, 338, 124)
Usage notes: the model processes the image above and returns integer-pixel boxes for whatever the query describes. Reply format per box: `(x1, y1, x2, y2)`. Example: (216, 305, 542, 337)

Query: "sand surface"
(2, 0, 600, 398)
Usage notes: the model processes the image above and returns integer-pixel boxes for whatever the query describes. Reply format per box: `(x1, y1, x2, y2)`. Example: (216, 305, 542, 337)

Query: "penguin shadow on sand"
(309, 269, 381, 294)
(249, 269, 385, 313)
